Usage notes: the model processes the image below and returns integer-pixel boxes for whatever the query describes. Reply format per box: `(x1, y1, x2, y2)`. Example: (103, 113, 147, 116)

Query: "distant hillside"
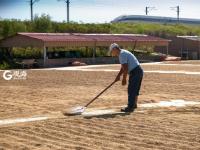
(112, 15, 200, 25)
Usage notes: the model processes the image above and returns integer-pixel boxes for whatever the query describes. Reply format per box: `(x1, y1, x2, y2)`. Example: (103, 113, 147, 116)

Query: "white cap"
(109, 43, 120, 54)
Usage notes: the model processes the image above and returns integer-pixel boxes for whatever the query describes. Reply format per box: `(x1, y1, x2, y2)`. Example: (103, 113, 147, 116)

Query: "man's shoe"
(121, 106, 135, 113)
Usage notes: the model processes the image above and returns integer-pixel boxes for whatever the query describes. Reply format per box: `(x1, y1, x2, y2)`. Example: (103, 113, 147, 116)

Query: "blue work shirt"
(119, 49, 140, 74)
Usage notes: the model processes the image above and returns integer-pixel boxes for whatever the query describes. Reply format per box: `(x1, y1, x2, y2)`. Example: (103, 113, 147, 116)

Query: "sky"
(0, 0, 200, 23)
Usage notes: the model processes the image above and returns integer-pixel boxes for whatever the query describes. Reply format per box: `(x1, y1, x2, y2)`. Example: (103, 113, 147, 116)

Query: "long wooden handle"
(84, 81, 116, 107)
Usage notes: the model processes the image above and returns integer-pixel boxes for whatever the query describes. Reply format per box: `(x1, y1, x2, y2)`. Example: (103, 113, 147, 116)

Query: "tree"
(0, 20, 26, 38)
(33, 14, 52, 32)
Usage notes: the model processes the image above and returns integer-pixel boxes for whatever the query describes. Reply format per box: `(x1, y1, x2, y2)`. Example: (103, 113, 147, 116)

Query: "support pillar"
(166, 45, 169, 56)
(92, 48, 96, 58)
(43, 46, 47, 67)
(92, 42, 96, 64)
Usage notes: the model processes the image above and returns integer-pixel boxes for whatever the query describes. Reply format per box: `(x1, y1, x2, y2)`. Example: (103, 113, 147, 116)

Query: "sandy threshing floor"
(0, 61, 200, 150)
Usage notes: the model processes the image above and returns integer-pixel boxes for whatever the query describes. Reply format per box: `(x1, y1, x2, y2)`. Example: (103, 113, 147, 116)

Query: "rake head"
(63, 106, 86, 116)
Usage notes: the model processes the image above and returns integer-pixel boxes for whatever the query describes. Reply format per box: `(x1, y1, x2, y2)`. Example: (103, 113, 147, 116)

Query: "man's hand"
(122, 78, 127, 86)
(114, 75, 120, 82)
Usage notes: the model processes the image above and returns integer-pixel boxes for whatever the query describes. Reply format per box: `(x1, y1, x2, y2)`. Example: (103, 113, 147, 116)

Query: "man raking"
(64, 43, 143, 116)
(109, 43, 144, 112)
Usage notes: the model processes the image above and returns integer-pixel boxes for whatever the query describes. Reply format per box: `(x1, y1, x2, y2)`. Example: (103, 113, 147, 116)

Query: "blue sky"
(0, 0, 200, 23)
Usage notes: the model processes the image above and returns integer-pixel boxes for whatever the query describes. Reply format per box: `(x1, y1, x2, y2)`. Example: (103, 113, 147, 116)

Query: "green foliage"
(32, 14, 52, 32)
(12, 47, 42, 59)
(52, 22, 110, 33)
(0, 49, 20, 69)
(95, 47, 108, 57)
(0, 19, 27, 38)
(1, 14, 200, 40)
(111, 23, 200, 37)
(0, 61, 11, 69)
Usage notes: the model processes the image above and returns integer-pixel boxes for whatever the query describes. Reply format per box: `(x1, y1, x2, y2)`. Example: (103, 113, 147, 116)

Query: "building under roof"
(0, 33, 170, 66)
(112, 15, 200, 25)
(156, 36, 200, 60)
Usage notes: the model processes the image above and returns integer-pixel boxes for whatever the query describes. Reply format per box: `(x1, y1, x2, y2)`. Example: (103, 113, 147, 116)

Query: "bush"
(12, 47, 42, 59)
(0, 61, 10, 70)
(111, 23, 200, 37)
(0, 19, 27, 39)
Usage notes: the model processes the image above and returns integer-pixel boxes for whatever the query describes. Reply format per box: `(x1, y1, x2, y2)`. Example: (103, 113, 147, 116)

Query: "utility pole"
(170, 6, 180, 23)
(145, 7, 148, 15)
(58, 0, 70, 23)
(66, 0, 70, 23)
(177, 6, 180, 23)
(30, 0, 33, 21)
(145, 6, 156, 15)
(30, 0, 39, 21)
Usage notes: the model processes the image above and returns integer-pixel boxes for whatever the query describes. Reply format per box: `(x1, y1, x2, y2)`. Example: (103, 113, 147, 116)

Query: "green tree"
(0, 19, 26, 38)
(33, 14, 52, 32)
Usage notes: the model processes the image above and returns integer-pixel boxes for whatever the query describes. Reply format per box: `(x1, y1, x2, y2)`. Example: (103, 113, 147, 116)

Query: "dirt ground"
(0, 60, 200, 150)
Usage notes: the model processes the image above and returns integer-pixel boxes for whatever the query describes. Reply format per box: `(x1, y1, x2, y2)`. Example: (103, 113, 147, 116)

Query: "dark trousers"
(128, 66, 143, 108)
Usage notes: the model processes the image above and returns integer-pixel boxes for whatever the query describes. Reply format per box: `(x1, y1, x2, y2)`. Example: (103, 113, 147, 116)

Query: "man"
(109, 43, 143, 112)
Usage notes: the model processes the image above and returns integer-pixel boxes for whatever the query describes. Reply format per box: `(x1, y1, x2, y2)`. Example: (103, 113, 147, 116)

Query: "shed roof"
(0, 33, 170, 48)
(177, 36, 200, 42)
